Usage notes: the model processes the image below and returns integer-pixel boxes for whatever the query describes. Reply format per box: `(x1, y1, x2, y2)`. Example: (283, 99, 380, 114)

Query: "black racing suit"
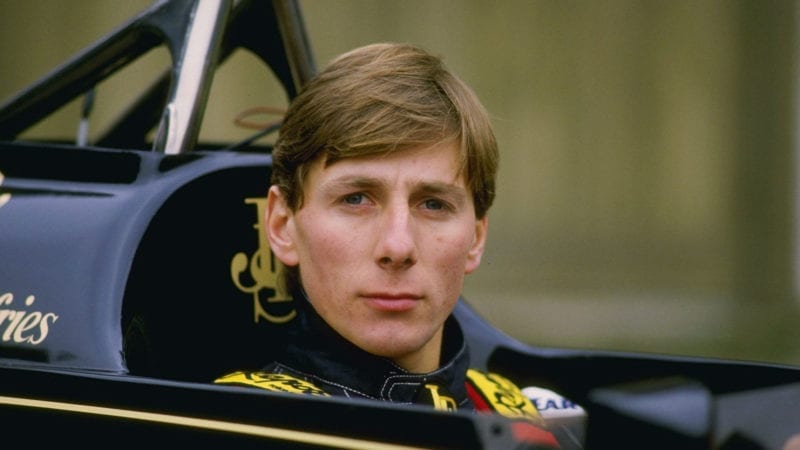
(216, 294, 561, 448)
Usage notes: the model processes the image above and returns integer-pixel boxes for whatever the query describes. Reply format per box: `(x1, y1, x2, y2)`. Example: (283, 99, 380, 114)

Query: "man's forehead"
(310, 146, 467, 188)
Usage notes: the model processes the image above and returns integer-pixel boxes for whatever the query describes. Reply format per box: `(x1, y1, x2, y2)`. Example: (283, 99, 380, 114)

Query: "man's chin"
(355, 330, 441, 372)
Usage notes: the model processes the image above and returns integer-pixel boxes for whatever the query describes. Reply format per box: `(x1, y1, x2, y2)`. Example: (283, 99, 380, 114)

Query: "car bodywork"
(0, 1, 799, 448)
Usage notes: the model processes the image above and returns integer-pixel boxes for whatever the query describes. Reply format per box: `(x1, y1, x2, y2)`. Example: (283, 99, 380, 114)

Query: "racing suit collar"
(279, 293, 472, 406)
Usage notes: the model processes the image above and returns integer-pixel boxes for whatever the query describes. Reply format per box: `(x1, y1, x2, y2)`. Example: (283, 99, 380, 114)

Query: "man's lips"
(361, 292, 421, 312)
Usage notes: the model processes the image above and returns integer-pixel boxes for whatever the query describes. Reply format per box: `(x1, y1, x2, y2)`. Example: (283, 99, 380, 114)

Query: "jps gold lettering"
(230, 197, 295, 324)
(425, 384, 457, 411)
(0, 292, 58, 345)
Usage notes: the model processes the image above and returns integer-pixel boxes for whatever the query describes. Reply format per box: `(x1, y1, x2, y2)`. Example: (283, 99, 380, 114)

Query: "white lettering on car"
(0, 292, 58, 345)
(0, 170, 10, 209)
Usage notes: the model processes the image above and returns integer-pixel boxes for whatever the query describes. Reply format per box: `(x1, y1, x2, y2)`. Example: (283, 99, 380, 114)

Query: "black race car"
(1, 1, 798, 448)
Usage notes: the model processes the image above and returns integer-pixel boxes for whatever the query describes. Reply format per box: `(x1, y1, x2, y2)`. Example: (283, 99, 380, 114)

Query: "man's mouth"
(361, 292, 421, 312)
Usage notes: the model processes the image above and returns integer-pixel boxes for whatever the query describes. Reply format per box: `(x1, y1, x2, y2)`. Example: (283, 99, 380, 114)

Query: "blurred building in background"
(1, 0, 798, 365)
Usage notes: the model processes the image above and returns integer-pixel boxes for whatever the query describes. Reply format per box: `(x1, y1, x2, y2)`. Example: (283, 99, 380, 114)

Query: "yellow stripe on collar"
(215, 371, 330, 396)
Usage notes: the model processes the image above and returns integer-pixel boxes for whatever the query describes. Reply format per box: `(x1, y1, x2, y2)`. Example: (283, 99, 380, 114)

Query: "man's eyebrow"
(415, 181, 468, 197)
(320, 176, 467, 197)
(322, 176, 383, 191)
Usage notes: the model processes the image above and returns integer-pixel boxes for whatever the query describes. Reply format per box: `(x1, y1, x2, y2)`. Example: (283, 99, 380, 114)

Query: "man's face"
(266, 141, 487, 372)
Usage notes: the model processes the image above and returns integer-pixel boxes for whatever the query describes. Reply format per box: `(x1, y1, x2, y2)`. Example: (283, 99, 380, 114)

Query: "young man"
(216, 42, 563, 448)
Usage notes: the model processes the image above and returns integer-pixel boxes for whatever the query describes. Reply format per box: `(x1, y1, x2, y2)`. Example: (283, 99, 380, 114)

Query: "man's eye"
(343, 193, 365, 205)
(423, 199, 446, 210)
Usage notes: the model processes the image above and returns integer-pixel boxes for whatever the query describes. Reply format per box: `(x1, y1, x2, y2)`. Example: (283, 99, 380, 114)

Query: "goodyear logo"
(0, 170, 10, 209)
(521, 386, 586, 420)
(230, 197, 295, 324)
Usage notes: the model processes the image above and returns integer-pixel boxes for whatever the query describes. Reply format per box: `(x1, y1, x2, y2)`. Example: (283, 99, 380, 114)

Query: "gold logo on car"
(0, 170, 10, 209)
(230, 197, 295, 324)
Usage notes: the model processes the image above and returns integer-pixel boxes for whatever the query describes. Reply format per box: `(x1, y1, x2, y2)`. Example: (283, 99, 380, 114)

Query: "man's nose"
(375, 205, 417, 269)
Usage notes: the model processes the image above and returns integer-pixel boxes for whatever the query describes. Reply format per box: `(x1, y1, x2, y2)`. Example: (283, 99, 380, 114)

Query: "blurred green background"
(2, 0, 799, 366)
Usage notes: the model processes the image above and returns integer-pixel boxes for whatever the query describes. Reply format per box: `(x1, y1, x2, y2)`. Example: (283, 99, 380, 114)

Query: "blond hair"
(272, 42, 498, 216)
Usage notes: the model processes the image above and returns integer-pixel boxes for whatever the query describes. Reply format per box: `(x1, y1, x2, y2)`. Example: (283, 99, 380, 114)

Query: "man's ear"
(464, 216, 488, 274)
(266, 185, 299, 266)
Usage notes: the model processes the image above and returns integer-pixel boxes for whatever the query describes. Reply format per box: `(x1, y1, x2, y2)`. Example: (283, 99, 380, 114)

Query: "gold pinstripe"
(0, 395, 429, 450)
